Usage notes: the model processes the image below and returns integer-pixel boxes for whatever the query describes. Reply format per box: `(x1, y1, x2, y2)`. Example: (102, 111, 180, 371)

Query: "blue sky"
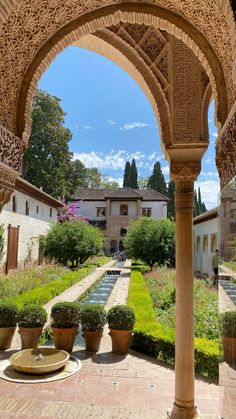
(39, 46, 220, 209)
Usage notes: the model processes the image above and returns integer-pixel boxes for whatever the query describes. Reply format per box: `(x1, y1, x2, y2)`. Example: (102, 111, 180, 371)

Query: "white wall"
(77, 201, 106, 218)
(1, 191, 58, 270)
(193, 217, 218, 276)
(110, 201, 138, 216)
(141, 201, 167, 218)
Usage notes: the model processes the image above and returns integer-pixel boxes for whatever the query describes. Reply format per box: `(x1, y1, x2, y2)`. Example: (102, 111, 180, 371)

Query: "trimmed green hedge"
(128, 268, 219, 378)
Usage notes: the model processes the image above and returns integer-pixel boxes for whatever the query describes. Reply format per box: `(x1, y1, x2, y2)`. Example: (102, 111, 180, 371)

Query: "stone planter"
(51, 326, 78, 353)
(83, 330, 103, 353)
(223, 337, 236, 364)
(109, 329, 133, 355)
(18, 326, 43, 350)
(0, 326, 16, 350)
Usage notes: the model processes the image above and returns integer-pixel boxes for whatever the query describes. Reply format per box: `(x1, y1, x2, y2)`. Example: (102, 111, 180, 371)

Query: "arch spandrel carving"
(0, 0, 234, 139)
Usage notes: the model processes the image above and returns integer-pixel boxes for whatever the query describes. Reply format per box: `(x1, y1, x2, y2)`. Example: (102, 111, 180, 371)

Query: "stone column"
(170, 161, 200, 419)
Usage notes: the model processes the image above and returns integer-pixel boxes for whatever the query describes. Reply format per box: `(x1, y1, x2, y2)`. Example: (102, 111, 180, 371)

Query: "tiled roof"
(193, 207, 218, 225)
(75, 188, 168, 201)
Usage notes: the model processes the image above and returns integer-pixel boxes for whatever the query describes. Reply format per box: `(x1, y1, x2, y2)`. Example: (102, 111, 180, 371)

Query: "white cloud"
(83, 125, 93, 130)
(107, 120, 115, 126)
(195, 179, 220, 209)
(162, 165, 170, 175)
(203, 157, 213, 164)
(201, 171, 218, 179)
(120, 121, 149, 130)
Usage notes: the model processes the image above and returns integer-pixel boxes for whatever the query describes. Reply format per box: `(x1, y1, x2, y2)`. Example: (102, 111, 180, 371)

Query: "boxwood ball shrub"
(81, 304, 106, 331)
(222, 311, 236, 337)
(51, 302, 80, 328)
(107, 305, 135, 330)
(0, 302, 19, 327)
(18, 305, 47, 328)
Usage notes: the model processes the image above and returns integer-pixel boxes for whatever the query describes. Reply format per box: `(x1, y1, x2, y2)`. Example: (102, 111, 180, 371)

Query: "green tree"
(85, 168, 102, 188)
(138, 177, 149, 189)
(23, 89, 73, 199)
(167, 180, 175, 219)
(45, 221, 104, 268)
(124, 218, 175, 267)
(66, 159, 87, 200)
(193, 192, 200, 217)
(123, 162, 131, 187)
(128, 158, 139, 189)
(101, 177, 119, 189)
(147, 162, 167, 195)
(0, 224, 4, 263)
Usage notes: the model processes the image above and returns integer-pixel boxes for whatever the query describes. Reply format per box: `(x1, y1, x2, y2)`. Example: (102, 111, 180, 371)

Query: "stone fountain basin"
(10, 348, 70, 375)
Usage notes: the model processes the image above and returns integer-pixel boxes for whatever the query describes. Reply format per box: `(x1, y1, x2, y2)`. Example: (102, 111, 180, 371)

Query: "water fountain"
(10, 348, 69, 374)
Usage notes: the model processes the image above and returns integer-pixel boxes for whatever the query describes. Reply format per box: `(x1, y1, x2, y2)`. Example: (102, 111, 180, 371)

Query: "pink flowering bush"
(57, 202, 88, 223)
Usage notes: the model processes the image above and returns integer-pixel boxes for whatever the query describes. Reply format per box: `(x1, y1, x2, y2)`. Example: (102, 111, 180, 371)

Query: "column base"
(167, 403, 199, 419)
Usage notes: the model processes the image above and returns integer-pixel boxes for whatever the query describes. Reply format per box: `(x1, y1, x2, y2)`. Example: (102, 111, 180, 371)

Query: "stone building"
(219, 188, 236, 260)
(74, 188, 168, 254)
(0, 177, 63, 273)
(0, 1, 235, 417)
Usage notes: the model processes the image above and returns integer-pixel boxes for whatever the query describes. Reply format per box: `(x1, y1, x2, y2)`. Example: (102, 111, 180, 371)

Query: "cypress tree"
(167, 180, 175, 219)
(123, 161, 131, 187)
(198, 187, 202, 209)
(147, 162, 167, 195)
(193, 191, 200, 217)
(128, 158, 139, 189)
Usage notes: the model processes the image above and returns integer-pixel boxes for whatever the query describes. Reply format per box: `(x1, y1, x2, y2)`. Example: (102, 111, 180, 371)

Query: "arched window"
(97, 208, 106, 217)
(203, 235, 208, 253)
(25, 200, 29, 216)
(120, 204, 128, 216)
(110, 240, 117, 254)
(196, 236, 201, 253)
(12, 195, 17, 212)
(120, 228, 127, 237)
(211, 233, 217, 253)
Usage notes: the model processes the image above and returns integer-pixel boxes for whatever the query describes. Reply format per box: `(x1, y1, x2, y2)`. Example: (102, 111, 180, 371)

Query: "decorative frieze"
(0, 125, 23, 173)
(216, 108, 236, 188)
(0, 161, 18, 212)
(170, 161, 201, 182)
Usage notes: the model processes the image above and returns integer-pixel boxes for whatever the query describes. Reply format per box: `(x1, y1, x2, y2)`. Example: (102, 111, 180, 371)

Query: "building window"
(203, 235, 208, 253)
(36, 205, 39, 214)
(142, 208, 152, 217)
(110, 240, 118, 254)
(50, 208, 52, 217)
(196, 236, 201, 253)
(12, 195, 17, 213)
(25, 200, 29, 216)
(97, 208, 106, 217)
(120, 228, 127, 237)
(211, 233, 217, 253)
(120, 204, 128, 216)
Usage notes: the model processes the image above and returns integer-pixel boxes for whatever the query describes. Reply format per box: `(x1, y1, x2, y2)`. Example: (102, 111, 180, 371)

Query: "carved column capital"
(0, 162, 18, 213)
(170, 161, 201, 182)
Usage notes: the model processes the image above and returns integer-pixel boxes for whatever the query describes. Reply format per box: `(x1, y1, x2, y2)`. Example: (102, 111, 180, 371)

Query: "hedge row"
(128, 268, 219, 378)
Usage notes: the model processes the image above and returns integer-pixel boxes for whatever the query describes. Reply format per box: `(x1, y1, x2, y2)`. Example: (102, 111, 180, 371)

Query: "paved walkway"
(0, 261, 220, 418)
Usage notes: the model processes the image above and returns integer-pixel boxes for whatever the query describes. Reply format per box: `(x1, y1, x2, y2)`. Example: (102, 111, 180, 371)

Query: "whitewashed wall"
(141, 201, 167, 218)
(193, 217, 218, 276)
(0, 191, 57, 270)
(77, 201, 106, 218)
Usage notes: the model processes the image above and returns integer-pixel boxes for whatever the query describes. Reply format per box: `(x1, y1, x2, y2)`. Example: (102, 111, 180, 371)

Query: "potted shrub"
(222, 310, 236, 363)
(107, 305, 135, 355)
(81, 304, 106, 352)
(0, 302, 19, 350)
(51, 302, 80, 353)
(18, 305, 47, 349)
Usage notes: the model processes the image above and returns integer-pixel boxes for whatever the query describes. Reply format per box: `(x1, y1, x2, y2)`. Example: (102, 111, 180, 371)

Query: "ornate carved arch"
(0, 1, 234, 141)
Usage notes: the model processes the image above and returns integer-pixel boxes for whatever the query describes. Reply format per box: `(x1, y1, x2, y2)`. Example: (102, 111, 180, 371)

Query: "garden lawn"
(223, 261, 236, 272)
(0, 256, 111, 307)
(128, 268, 219, 378)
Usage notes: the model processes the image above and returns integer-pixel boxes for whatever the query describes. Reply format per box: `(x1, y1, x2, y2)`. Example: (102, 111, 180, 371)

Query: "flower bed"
(128, 268, 219, 378)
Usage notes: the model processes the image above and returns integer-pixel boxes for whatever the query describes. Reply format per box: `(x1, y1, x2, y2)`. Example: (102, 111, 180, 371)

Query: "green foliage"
(124, 218, 175, 267)
(12, 288, 52, 307)
(123, 161, 131, 187)
(45, 221, 104, 267)
(18, 305, 47, 328)
(222, 311, 236, 337)
(0, 224, 4, 262)
(107, 305, 135, 330)
(128, 269, 219, 377)
(23, 89, 73, 199)
(147, 162, 167, 195)
(101, 177, 119, 189)
(128, 159, 138, 189)
(0, 302, 19, 327)
(223, 261, 236, 271)
(81, 304, 107, 331)
(145, 268, 219, 339)
(51, 302, 80, 328)
(193, 187, 207, 216)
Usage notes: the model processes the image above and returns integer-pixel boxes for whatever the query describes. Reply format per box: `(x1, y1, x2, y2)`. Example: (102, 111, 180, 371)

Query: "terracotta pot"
(83, 330, 103, 353)
(0, 326, 16, 350)
(223, 336, 236, 363)
(18, 326, 43, 350)
(51, 326, 78, 353)
(109, 329, 133, 355)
